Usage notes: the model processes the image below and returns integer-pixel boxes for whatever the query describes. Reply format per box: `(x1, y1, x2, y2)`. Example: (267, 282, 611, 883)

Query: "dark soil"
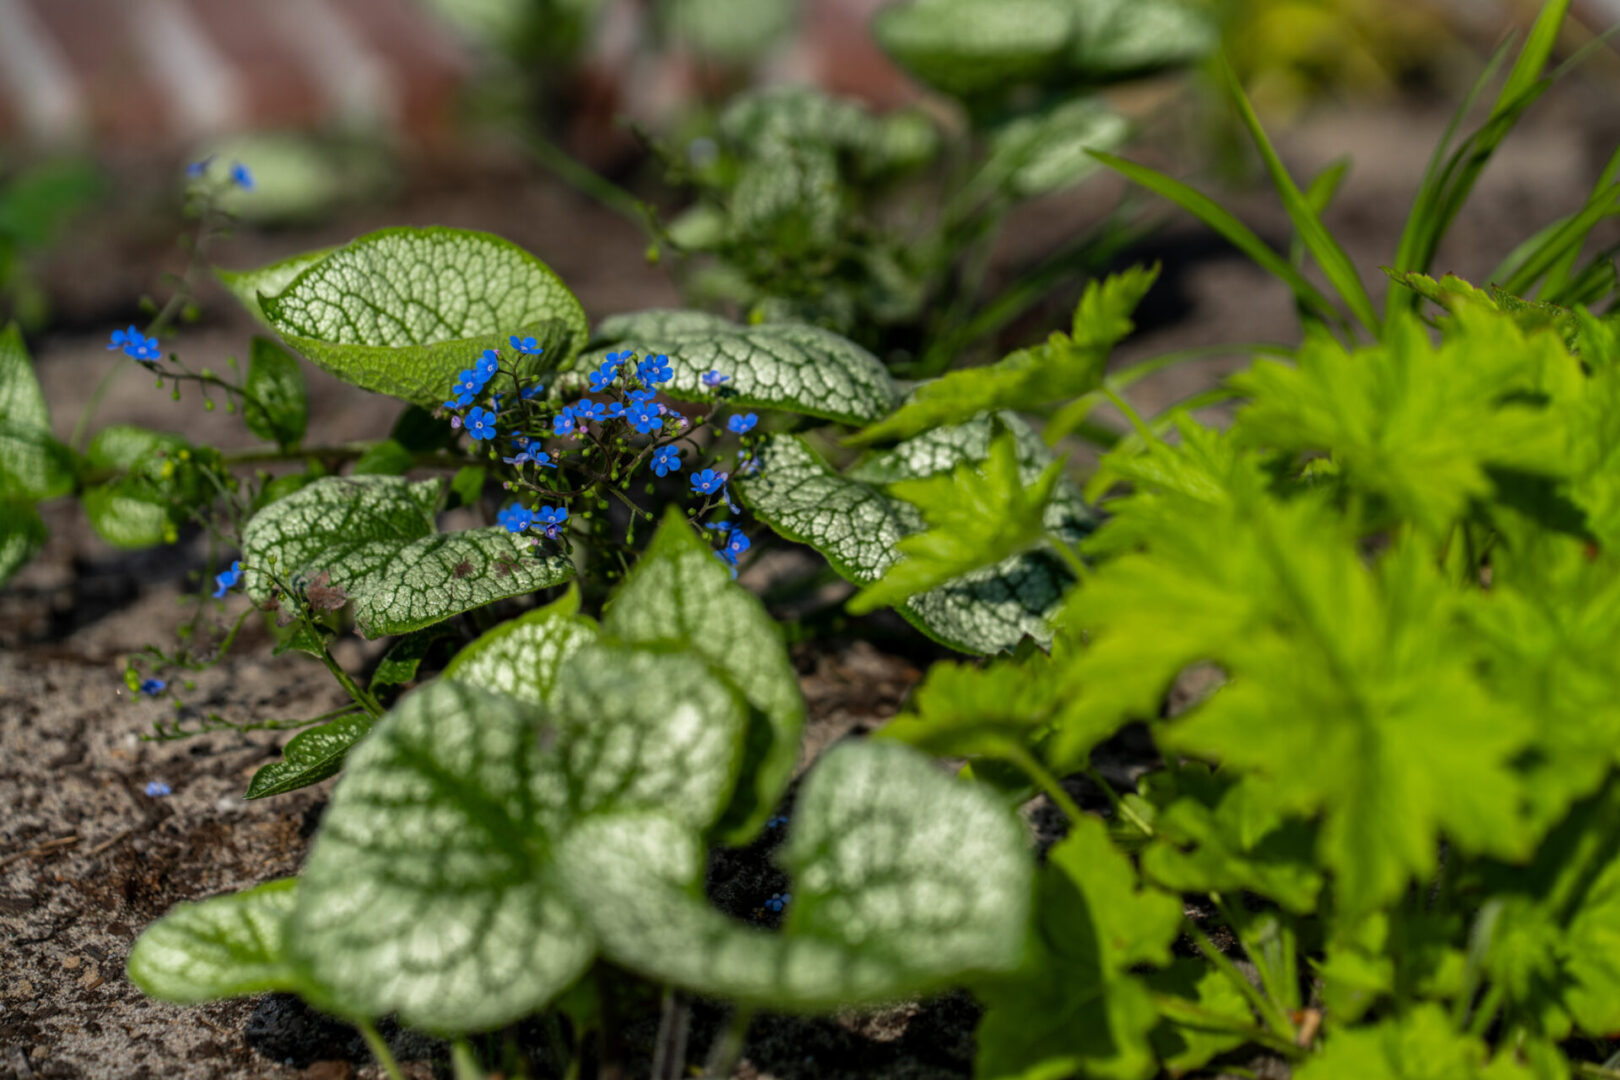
(4, 87, 1617, 1078)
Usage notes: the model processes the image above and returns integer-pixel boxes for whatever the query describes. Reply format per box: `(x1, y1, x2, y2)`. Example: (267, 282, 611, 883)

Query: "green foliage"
(244, 712, 374, 799)
(241, 337, 308, 449)
(82, 426, 221, 550)
(126, 879, 308, 1003)
(228, 227, 586, 407)
(0, 322, 75, 503)
(239, 475, 573, 636)
(849, 266, 1154, 445)
(849, 429, 1065, 614)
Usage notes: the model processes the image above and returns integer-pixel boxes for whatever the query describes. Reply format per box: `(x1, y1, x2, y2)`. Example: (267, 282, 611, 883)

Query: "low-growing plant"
(5, 1, 1620, 1076)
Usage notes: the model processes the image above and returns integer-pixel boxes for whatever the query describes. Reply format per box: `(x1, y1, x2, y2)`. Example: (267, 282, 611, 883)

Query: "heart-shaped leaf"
(289, 682, 594, 1032)
(443, 586, 598, 705)
(583, 310, 897, 425)
(603, 511, 805, 841)
(240, 475, 573, 636)
(216, 247, 335, 326)
(127, 879, 309, 1004)
(737, 428, 1082, 654)
(244, 711, 374, 800)
(543, 645, 751, 833)
(874, 0, 1074, 100)
(555, 740, 1033, 1010)
(0, 323, 74, 502)
(982, 98, 1129, 200)
(244, 228, 587, 407)
(0, 498, 46, 588)
(1068, 0, 1216, 81)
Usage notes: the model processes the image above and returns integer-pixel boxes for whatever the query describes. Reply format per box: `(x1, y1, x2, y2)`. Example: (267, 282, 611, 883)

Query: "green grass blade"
(1292, 158, 1351, 269)
(1088, 149, 1348, 331)
(1501, 0, 1573, 107)
(1499, 180, 1620, 297)
(1540, 144, 1620, 296)
(1219, 59, 1378, 335)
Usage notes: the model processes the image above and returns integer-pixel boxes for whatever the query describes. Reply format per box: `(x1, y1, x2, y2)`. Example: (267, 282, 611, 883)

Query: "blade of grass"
(1540, 144, 1620, 297)
(1089, 149, 1349, 333)
(1219, 58, 1378, 335)
(1292, 158, 1351, 270)
(1499, 179, 1620, 297)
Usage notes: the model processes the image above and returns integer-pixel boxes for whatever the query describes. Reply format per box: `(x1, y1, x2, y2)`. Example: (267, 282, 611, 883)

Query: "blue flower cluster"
(499, 503, 569, 541)
(185, 157, 255, 190)
(764, 892, 791, 913)
(213, 560, 242, 598)
(107, 325, 162, 364)
(145, 781, 173, 798)
(139, 678, 167, 697)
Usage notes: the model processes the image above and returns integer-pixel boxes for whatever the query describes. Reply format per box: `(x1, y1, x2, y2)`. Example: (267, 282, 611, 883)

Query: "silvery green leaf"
(80, 426, 212, 550)
(242, 336, 308, 448)
(984, 98, 1129, 199)
(443, 586, 597, 706)
(244, 711, 374, 799)
(1068, 0, 1216, 80)
(544, 645, 751, 833)
(730, 147, 842, 254)
(736, 433, 1079, 654)
(0, 322, 74, 501)
(0, 498, 46, 588)
(584, 311, 897, 426)
(717, 86, 938, 179)
(290, 682, 593, 1032)
(216, 247, 335, 326)
(555, 741, 1032, 1010)
(127, 879, 308, 1003)
(873, 0, 1073, 100)
(669, 0, 795, 61)
(603, 511, 804, 841)
(240, 475, 573, 637)
(252, 227, 587, 407)
(370, 628, 456, 690)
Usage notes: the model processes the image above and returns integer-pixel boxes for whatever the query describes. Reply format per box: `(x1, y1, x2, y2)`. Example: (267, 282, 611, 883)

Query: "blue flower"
(465, 406, 498, 441)
(509, 335, 545, 355)
(536, 505, 568, 539)
(139, 678, 166, 697)
(588, 364, 618, 393)
(637, 353, 673, 385)
(230, 162, 254, 190)
(702, 370, 729, 388)
(572, 399, 608, 424)
(736, 451, 761, 476)
(521, 384, 546, 400)
(497, 504, 533, 532)
(606, 401, 626, 419)
(108, 325, 162, 364)
(690, 468, 728, 495)
(764, 892, 791, 913)
(553, 408, 577, 437)
(144, 781, 173, 798)
(627, 388, 657, 405)
(213, 560, 242, 598)
(186, 155, 213, 179)
(475, 349, 500, 382)
(626, 400, 662, 434)
(452, 368, 485, 401)
(651, 445, 683, 477)
(724, 529, 750, 560)
(766, 814, 788, 829)
(728, 413, 758, 435)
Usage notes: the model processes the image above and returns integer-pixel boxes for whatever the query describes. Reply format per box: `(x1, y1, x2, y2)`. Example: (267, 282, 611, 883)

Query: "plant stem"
(1082, 765, 1154, 838)
(1046, 531, 1091, 583)
(1149, 992, 1303, 1060)
(319, 644, 384, 719)
(1184, 917, 1296, 1043)
(1101, 385, 1160, 447)
(703, 1005, 754, 1079)
(1575, 1065, 1620, 1080)
(358, 1021, 406, 1080)
(1003, 744, 1087, 826)
(451, 1039, 487, 1080)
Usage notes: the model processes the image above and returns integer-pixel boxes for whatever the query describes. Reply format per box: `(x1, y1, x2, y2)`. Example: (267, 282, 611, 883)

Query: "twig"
(88, 829, 133, 857)
(0, 835, 79, 869)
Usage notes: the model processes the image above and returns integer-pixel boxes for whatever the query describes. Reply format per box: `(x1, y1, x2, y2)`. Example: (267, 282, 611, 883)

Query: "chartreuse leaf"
(848, 266, 1154, 446)
(1562, 353, 1620, 550)
(976, 816, 1183, 1080)
(602, 511, 804, 842)
(875, 652, 1063, 758)
(849, 430, 1064, 614)
(443, 586, 597, 706)
(554, 740, 1032, 1010)
(239, 476, 573, 637)
(241, 336, 307, 448)
(0, 322, 74, 501)
(216, 247, 334, 326)
(1134, 766, 1322, 915)
(290, 682, 594, 1032)
(736, 432, 1075, 654)
(1073, 459, 1535, 920)
(582, 310, 897, 425)
(1231, 307, 1574, 537)
(127, 879, 309, 1003)
(248, 227, 587, 407)
(244, 711, 373, 799)
(0, 498, 46, 588)
(1296, 1004, 1491, 1080)
(1145, 958, 1254, 1075)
